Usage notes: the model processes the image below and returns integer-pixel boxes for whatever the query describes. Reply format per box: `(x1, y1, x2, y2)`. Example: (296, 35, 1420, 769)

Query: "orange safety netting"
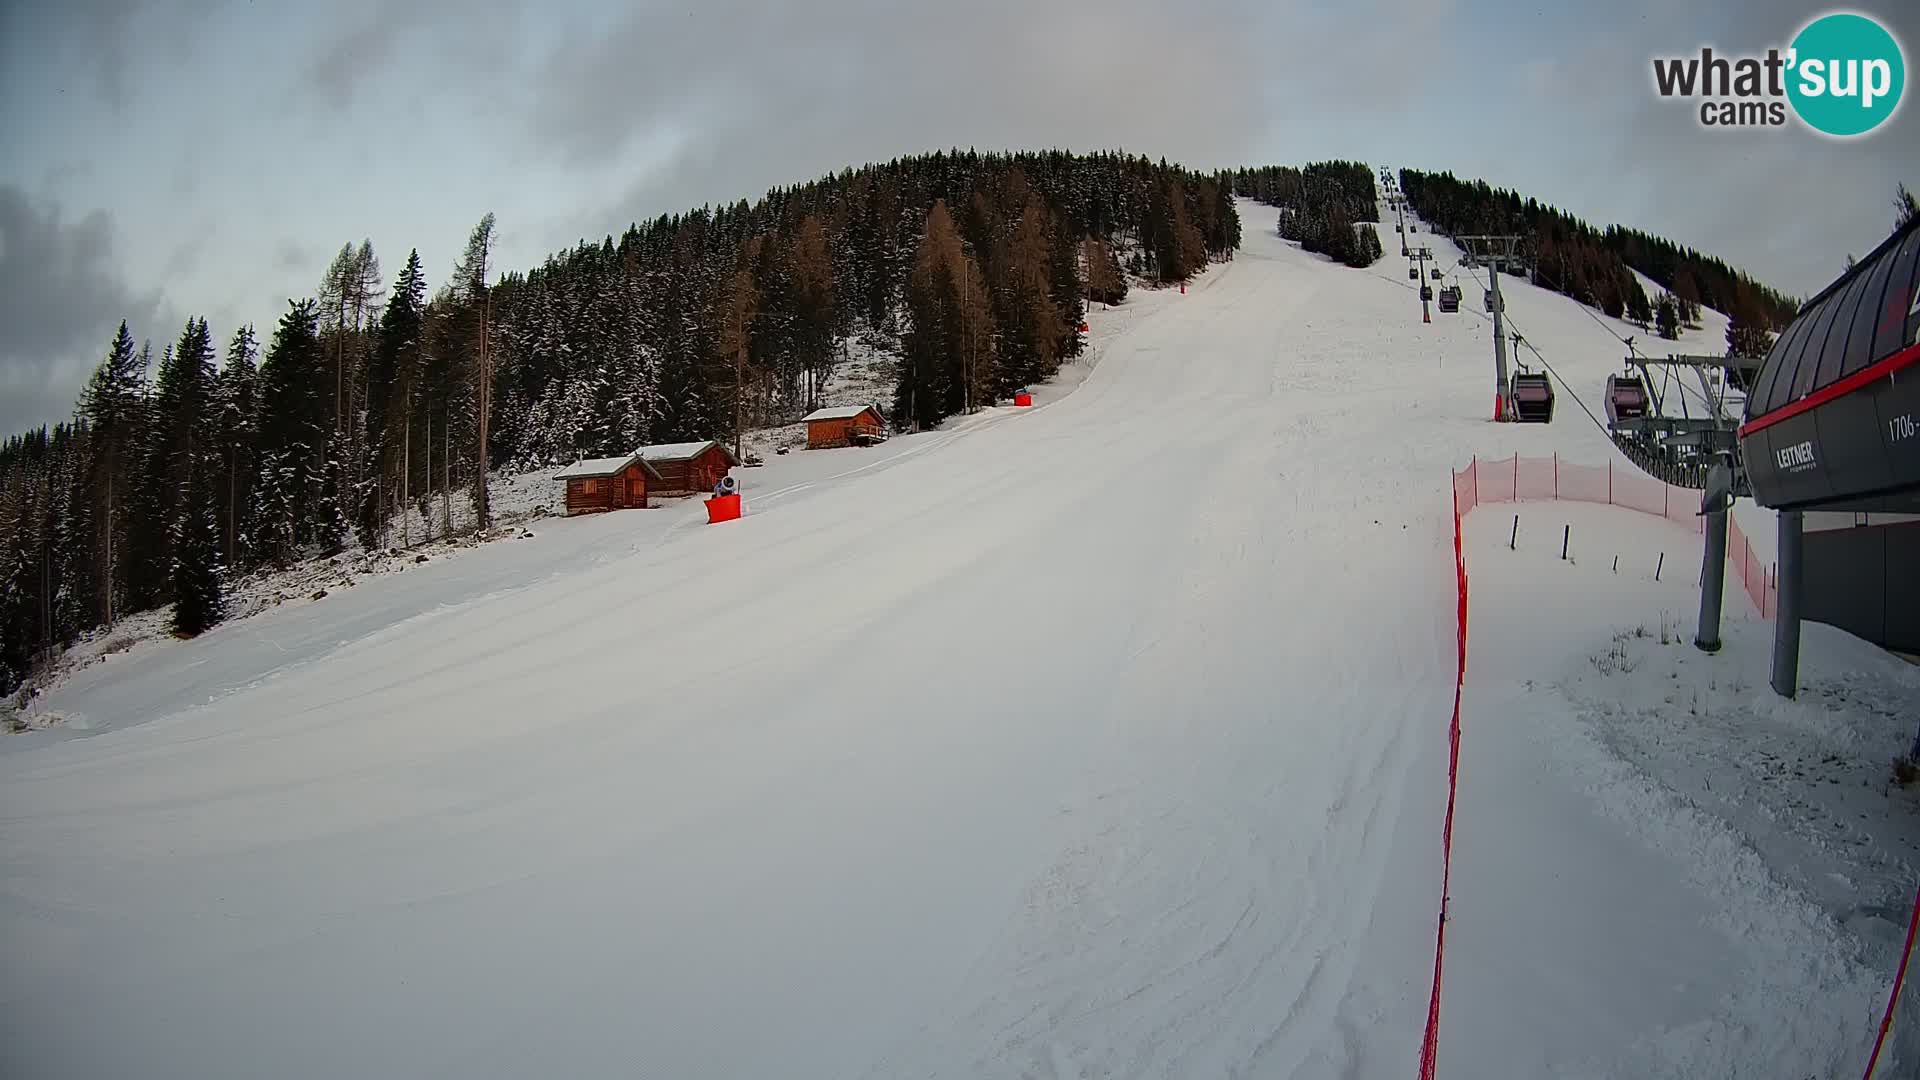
(1451, 454, 1776, 618)
(1436, 458, 1912, 1080)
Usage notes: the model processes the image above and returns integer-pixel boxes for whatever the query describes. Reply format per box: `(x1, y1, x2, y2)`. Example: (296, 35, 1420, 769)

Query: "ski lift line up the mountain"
(1495, 312, 1617, 442)
(1409, 243, 1435, 323)
(1515, 255, 1761, 490)
(1457, 234, 1526, 421)
(1515, 255, 1735, 420)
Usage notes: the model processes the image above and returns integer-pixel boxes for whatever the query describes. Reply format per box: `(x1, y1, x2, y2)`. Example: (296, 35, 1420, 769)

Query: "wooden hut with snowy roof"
(801, 404, 888, 449)
(554, 451, 663, 516)
(638, 440, 740, 497)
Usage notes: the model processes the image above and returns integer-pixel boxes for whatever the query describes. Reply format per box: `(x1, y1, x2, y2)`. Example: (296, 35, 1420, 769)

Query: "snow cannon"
(1013, 388, 1033, 407)
(706, 475, 742, 523)
(1510, 372, 1555, 423)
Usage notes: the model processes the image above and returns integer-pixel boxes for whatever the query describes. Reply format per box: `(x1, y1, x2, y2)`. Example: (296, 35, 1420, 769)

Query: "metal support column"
(1770, 509, 1804, 698)
(1694, 464, 1732, 653)
(1489, 261, 1509, 418)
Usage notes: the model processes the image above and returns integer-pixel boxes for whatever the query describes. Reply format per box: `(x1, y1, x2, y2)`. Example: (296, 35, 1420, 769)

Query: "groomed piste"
(2, 199, 1910, 1079)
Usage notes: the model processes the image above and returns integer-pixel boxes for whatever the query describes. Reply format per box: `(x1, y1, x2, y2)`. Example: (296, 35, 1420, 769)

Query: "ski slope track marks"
(0, 201, 1895, 1078)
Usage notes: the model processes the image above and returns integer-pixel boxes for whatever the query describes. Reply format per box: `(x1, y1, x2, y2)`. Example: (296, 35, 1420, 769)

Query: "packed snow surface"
(552, 452, 648, 480)
(1, 201, 1906, 1078)
(799, 403, 884, 422)
(638, 439, 729, 461)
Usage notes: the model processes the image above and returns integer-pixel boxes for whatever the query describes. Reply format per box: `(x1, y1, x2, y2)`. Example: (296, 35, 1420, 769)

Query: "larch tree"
(896, 200, 997, 430)
(787, 216, 839, 411)
(996, 196, 1067, 393)
(1081, 237, 1127, 307)
(715, 234, 764, 461)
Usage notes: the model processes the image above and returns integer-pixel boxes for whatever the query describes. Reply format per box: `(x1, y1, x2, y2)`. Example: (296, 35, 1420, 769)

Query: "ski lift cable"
(1496, 308, 1616, 444)
(1522, 260, 1725, 416)
(1447, 230, 1725, 427)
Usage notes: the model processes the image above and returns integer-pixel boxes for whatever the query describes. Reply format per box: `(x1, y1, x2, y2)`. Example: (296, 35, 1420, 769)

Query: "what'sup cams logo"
(1651, 11, 1905, 136)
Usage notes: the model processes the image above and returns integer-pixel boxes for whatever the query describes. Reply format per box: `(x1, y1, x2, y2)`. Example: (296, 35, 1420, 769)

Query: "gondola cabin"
(1510, 372, 1555, 423)
(1437, 286, 1460, 313)
(638, 440, 740, 497)
(1604, 374, 1649, 424)
(554, 452, 661, 515)
(801, 404, 888, 450)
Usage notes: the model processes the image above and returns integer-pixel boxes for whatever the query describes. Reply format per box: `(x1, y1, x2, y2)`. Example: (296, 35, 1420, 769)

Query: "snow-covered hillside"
(0, 199, 1910, 1079)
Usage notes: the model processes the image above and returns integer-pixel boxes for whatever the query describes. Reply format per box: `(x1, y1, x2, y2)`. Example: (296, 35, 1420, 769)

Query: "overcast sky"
(1, 0, 1912, 433)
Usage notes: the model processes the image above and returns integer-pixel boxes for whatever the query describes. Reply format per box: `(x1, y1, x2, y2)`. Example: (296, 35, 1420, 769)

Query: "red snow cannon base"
(705, 493, 742, 524)
(1013, 392, 1033, 407)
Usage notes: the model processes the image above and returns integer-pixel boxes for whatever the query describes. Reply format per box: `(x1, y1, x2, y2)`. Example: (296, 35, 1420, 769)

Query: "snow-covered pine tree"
(450, 213, 497, 532)
(142, 319, 218, 604)
(169, 478, 226, 638)
(255, 300, 329, 559)
(1047, 208, 1086, 363)
(358, 250, 426, 548)
(216, 325, 259, 569)
(79, 322, 149, 623)
(1626, 280, 1653, 328)
(1655, 293, 1681, 340)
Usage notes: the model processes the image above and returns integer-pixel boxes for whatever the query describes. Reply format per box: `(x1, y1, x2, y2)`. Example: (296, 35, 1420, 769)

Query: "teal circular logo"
(1787, 13, 1905, 136)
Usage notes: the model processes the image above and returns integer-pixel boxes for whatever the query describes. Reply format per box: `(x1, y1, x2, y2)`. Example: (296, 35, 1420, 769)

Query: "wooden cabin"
(638, 440, 740, 497)
(802, 404, 888, 449)
(554, 452, 662, 516)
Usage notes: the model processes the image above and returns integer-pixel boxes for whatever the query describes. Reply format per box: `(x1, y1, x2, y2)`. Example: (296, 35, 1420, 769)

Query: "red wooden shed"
(802, 404, 888, 449)
(639, 440, 740, 497)
(554, 452, 662, 516)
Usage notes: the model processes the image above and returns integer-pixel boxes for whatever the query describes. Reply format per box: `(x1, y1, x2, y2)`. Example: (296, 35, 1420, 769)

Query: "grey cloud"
(274, 239, 314, 273)
(303, 3, 431, 112)
(0, 0, 213, 112)
(1595, 0, 1915, 297)
(525, 0, 1273, 246)
(0, 186, 172, 433)
(1405, 0, 1913, 299)
(300, 0, 524, 112)
(162, 223, 215, 280)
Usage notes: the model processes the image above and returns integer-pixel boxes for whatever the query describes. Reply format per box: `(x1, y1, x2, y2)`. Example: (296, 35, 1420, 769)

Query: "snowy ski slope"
(0, 200, 1890, 1078)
